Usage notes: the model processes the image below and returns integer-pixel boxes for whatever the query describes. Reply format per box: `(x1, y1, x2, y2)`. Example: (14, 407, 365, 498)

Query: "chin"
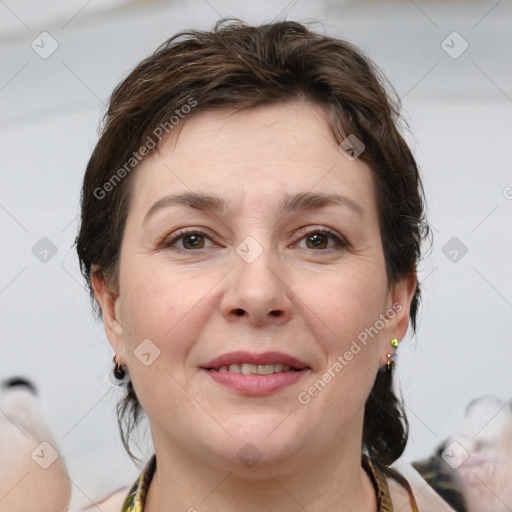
(196, 421, 305, 474)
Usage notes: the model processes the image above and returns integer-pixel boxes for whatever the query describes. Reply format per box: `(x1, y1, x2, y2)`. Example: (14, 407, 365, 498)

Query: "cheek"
(291, 263, 388, 415)
(293, 273, 385, 423)
(120, 268, 200, 417)
(121, 259, 194, 333)
(295, 264, 388, 348)
(119, 260, 223, 367)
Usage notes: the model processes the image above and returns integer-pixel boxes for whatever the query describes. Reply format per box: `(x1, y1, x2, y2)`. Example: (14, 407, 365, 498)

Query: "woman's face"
(93, 100, 415, 473)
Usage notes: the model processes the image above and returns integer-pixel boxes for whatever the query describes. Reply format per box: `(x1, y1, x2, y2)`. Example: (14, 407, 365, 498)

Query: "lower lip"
(202, 368, 308, 396)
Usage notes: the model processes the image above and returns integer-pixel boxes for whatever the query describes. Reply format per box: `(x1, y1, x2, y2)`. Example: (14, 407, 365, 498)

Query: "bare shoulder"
(79, 487, 129, 512)
(387, 462, 458, 512)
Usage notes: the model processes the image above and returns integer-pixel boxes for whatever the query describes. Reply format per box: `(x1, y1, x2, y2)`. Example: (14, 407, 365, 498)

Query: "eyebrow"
(143, 191, 363, 223)
(283, 191, 363, 216)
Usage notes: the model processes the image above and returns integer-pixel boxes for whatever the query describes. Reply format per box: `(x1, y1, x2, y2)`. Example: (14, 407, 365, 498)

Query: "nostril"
(269, 310, 282, 317)
(234, 308, 245, 316)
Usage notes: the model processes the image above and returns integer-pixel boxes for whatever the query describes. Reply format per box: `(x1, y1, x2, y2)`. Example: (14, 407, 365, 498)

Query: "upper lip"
(201, 351, 310, 369)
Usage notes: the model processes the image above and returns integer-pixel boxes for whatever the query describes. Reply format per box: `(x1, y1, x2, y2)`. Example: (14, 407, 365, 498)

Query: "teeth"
(241, 363, 257, 375)
(214, 363, 298, 374)
(256, 364, 274, 375)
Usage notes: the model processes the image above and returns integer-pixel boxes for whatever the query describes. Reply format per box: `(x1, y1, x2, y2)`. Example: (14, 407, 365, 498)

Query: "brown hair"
(76, 18, 430, 466)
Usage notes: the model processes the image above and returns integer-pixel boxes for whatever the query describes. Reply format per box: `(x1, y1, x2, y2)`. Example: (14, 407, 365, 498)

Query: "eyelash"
(160, 227, 349, 252)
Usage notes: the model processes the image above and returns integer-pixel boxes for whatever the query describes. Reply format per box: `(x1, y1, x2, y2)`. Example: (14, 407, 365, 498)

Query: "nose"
(220, 245, 293, 327)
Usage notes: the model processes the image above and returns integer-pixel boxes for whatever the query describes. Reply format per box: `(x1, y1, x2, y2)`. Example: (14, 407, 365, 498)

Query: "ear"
(378, 271, 417, 367)
(90, 266, 126, 363)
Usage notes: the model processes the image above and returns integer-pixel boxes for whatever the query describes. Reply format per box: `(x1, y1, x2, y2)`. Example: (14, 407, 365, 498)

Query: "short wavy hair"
(76, 18, 430, 467)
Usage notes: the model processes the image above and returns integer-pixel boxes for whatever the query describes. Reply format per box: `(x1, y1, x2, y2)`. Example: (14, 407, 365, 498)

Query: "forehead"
(129, 100, 377, 218)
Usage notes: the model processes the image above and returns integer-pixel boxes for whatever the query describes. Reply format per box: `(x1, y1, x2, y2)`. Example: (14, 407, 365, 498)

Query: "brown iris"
(306, 233, 328, 249)
(182, 234, 205, 249)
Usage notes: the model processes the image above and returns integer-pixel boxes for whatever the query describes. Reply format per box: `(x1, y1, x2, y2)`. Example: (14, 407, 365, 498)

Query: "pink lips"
(200, 351, 310, 396)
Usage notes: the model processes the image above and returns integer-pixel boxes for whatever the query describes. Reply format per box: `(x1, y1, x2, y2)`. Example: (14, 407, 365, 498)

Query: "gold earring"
(386, 338, 399, 371)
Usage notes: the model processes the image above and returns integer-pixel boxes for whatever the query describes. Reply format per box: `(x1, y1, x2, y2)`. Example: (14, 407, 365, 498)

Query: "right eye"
(161, 230, 215, 251)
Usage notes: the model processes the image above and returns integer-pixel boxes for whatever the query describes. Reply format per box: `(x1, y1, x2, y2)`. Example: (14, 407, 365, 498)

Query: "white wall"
(1, 0, 511, 509)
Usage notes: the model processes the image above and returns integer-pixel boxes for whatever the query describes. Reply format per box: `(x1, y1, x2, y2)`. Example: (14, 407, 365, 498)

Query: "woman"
(76, 19, 455, 511)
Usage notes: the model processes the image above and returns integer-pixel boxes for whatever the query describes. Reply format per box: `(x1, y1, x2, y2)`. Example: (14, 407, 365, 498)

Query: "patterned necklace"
(122, 454, 419, 512)
(363, 455, 420, 512)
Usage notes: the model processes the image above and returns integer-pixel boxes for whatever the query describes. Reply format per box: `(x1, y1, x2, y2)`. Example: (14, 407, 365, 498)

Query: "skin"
(92, 100, 417, 512)
(0, 388, 71, 512)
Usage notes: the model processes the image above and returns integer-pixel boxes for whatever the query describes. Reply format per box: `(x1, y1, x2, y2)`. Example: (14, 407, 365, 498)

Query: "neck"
(145, 434, 377, 512)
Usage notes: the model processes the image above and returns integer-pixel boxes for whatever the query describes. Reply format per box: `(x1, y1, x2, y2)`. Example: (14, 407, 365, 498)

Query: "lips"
(201, 350, 310, 371)
(200, 351, 311, 396)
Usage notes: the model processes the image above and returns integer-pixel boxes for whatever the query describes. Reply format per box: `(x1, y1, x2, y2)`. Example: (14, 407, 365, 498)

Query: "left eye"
(295, 230, 347, 250)
(164, 232, 214, 250)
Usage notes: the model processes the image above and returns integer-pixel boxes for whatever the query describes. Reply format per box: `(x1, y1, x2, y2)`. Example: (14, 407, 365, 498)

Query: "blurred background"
(1, 0, 511, 509)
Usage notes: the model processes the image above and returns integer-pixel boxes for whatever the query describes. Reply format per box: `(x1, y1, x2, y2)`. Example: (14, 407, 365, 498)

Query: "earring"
(113, 355, 126, 380)
(386, 338, 399, 371)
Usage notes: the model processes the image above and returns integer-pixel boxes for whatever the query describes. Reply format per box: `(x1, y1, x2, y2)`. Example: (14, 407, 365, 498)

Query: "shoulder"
(79, 487, 129, 512)
(387, 461, 459, 512)
(79, 455, 156, 512)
